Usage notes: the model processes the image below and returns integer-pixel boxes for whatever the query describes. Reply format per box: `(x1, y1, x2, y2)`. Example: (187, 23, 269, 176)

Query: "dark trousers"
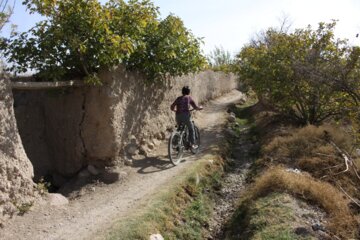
(176, 112, 195, 144)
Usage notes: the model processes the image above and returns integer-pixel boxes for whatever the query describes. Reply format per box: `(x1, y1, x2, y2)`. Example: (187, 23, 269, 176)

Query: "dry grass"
(263, 125, 351, 161)
(258, 124, 360, 201)
(247, 166, 358, 239)
(231, 103, 360, 238)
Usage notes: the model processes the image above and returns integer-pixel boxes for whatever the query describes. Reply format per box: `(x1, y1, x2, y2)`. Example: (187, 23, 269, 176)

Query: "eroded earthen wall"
(0, 77, 35, 224)
(13, 68, 238, 177)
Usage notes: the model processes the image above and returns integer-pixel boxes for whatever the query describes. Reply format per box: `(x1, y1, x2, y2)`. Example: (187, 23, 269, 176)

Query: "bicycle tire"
(168, 131, 184, 165)
(191, 125, 201, 154)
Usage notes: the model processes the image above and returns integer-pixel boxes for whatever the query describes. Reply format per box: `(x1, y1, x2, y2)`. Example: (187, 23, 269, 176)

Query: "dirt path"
(1, 90, 244, 240)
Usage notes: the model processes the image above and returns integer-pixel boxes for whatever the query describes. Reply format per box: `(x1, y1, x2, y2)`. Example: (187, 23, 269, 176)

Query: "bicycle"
(168, 111, 201, 166)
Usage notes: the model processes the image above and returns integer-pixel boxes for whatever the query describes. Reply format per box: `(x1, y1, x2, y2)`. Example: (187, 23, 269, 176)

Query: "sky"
(2, 0, 360, 56)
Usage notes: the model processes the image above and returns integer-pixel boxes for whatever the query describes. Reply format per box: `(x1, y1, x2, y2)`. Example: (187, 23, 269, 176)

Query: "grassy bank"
(102, 150, 227, 240)
(225, 102, 360, 239)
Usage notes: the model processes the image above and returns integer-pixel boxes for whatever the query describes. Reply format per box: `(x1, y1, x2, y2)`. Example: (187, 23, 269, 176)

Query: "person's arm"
(170, 98, 178, 112)
(189, 96, 203, 110)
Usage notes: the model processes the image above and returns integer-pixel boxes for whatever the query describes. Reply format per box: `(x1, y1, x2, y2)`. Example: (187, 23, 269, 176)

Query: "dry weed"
(263, 125, 351, 161)
(247, 166, 358, 239)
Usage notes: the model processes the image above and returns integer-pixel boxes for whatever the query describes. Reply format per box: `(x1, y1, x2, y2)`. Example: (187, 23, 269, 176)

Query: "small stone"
(140, 138, 147, 145)
(238, 98, 246, 105)
(147, 143, 155, 150)
(87, 165, 99, 176)
(124, 158, 133, 166)
(286, 168, 301, 174)
(155, 132, 166, 140)
(149, 234, 164, 240)
(356, 148, 360, 156)
(48, 193, 69, 206)
(312, 223, 325, 232)
(127, 144, 138, 155)
(90, 187, 96, 192)
(228, 115, 236, 122)
(129, 135, 137, 144)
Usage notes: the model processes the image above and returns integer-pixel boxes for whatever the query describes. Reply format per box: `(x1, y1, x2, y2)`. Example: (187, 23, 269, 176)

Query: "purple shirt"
(171, 95, 198, 114)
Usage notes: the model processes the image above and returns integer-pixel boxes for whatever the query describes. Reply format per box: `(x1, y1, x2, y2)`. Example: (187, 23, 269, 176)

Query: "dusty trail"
(1, 90, 244, 240)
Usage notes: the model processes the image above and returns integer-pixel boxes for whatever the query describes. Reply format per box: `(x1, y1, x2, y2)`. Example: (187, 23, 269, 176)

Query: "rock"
(129, 135, 137, 144)
(126, 144, 138, 155)
(124, 158, 133, 166)
(238, 98, 246, 105)
(155, 132, 166, 140)
(286, 168, 301, 174)
(312, 223, 325, 232)
(48, 193, 69, 206)
(228, 114, 236, 122)
(356, 148, 360, 157)
(139, 145, 149, 156)
(139, 138, 147, 145)
(87, 165, 99, 176)
(147, 143, 155, 150)
(78, 169, 90, 178)
(149, 234, 164, 240)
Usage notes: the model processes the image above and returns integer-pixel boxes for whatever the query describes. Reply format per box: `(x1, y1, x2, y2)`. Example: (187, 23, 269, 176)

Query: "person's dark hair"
(182, 86, 190, 95)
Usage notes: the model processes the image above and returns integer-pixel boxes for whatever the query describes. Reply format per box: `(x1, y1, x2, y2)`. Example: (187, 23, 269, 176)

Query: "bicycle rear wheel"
(168, 131, 184, 165)
(191, 126, 201, 154)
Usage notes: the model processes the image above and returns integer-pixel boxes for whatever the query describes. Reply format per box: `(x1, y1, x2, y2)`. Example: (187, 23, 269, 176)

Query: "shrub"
(236, 21, 358, 125)
(1, 0, 206, 82)
(207, 45, 235, 73)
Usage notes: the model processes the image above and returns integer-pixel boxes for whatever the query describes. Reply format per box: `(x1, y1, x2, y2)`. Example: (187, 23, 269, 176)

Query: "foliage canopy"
(1, 0, 206, 82)
(237, 21, 360, 125)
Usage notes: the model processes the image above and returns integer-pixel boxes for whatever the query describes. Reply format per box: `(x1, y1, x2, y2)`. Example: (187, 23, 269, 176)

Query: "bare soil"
(1, 90, 244, 240)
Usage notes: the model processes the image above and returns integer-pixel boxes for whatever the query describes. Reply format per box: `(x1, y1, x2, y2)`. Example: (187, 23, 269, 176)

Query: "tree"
(1, 0, 206, 82)
(0, 0, 15, 31)
(125, 14, 206, 81)
(237, 21, 354, 125)
(207, 45, 234, 72)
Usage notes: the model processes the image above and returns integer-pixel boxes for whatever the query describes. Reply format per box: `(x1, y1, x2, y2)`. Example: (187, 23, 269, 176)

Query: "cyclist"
(170, 86, 203, 149)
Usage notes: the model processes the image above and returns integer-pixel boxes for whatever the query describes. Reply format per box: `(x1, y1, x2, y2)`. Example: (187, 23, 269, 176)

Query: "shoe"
(192, 144, 199, 149)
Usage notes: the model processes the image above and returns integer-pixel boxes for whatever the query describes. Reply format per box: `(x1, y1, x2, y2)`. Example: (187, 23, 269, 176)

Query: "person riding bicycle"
(170, 86, 203, 149)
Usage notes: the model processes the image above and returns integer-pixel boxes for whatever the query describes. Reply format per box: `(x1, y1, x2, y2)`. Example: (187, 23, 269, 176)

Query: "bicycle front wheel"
(191, 126, 201, 154)
(168, 131, 184, 165)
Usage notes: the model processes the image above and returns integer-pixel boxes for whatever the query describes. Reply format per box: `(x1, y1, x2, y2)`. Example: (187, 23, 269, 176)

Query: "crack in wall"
(79, 92, 87, 159)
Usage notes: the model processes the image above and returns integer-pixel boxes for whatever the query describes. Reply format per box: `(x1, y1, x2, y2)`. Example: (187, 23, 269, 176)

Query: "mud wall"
(0, 77, 35, 224)
(14, 67, 238, 177)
